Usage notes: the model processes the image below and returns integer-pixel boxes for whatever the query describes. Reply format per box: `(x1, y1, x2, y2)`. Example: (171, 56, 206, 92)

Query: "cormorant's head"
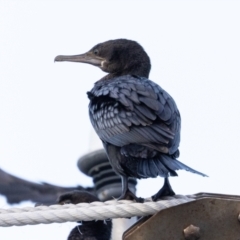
(58, 190, 98, 205)
(55, 39, 151, 80)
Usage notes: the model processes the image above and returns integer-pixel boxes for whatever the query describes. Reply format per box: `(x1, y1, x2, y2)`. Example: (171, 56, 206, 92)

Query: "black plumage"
(55, 39, 207, 202)
(58, 191, 112, 240)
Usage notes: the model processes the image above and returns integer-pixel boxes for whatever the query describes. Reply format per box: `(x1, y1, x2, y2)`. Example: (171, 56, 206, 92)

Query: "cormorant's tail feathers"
(136, 155, 208, 178)
(161, 156, 208, 177)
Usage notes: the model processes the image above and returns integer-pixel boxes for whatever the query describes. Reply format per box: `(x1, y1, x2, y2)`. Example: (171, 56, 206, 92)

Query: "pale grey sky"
(0, 1, 240, 239)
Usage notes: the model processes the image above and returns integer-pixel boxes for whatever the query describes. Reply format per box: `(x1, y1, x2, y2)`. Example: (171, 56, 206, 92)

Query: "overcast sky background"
(0, 1, 240, 239)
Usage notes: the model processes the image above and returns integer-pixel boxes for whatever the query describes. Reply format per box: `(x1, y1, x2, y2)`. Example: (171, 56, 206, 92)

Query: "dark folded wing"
(89, 76, 180, 154)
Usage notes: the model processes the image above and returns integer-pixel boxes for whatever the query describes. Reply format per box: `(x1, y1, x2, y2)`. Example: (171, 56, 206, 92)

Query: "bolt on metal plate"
(183, 224, 200, 240)
(123, 193, 240, 240)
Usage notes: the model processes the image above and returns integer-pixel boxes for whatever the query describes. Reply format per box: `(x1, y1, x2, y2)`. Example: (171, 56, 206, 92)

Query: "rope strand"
(0, 195, 193, 227)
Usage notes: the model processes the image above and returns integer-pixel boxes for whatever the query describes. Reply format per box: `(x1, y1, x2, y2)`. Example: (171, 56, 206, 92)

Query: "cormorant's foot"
(151, 188, 175, 201)
(118, 189, 144, 203)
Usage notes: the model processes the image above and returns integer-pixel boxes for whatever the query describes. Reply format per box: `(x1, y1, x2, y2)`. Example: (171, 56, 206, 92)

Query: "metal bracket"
(123, 193, 240, 240)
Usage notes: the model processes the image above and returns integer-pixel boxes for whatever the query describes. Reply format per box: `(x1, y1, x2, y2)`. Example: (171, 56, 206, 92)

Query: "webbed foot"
(119, 176, 144, 202)
(118, 189, 144, 203)
(151, 178, 175, 201)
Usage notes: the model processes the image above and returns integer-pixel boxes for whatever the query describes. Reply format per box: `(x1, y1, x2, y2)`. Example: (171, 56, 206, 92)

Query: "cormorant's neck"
(100, 68, 150, 81)
(98, 55, 151, 81)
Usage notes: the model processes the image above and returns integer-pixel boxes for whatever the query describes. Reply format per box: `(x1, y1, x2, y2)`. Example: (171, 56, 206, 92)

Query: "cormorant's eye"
(93, 49, 99, 55)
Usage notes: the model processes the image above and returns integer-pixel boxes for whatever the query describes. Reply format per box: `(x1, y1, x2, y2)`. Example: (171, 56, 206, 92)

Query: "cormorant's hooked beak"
(54, 52, 104, 67)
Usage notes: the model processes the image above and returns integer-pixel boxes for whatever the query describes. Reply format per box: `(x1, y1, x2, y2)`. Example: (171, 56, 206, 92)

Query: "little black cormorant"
(55, 39, 207, 202)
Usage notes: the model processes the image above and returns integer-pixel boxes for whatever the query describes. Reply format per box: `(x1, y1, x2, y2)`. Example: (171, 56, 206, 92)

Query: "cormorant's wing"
(0, 168, 93, 205)
(89, 75, 180, 154)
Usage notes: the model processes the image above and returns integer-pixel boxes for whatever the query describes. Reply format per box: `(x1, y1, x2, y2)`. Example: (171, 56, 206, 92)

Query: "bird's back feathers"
(88, 75, 180, 156)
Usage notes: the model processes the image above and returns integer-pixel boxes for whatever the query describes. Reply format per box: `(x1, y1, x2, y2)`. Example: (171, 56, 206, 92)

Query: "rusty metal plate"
(123, 195, 240, 240)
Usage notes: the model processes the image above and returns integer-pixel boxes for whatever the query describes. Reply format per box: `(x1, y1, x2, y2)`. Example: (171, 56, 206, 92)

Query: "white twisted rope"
(0, 195, 194, 227)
